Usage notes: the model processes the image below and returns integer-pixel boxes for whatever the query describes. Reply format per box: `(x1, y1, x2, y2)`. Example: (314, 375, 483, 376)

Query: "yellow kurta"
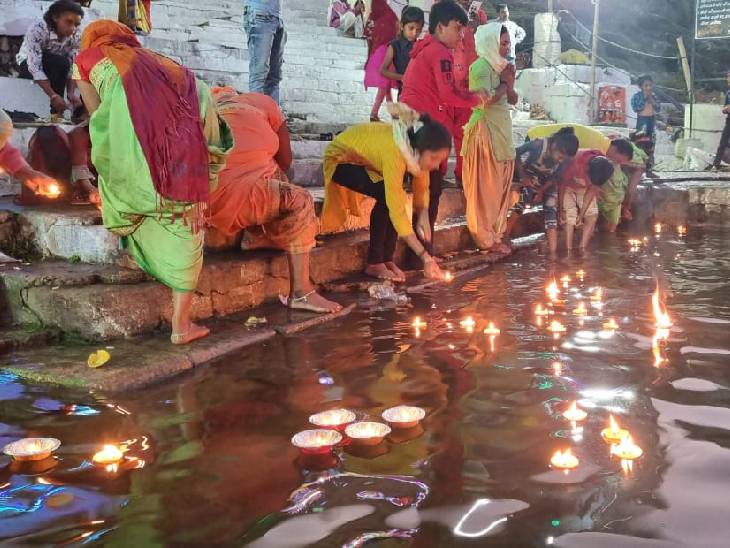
(321, 123, 429, 237)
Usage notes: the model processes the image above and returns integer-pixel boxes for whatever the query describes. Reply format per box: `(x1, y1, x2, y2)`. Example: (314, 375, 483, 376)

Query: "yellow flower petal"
(88, 349, 111, 368)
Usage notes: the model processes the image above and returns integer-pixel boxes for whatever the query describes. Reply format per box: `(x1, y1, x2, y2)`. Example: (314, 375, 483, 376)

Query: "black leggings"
(332, 163, 399, 265)
(404, 168, 443, 267)
(19, 51, 72, 114)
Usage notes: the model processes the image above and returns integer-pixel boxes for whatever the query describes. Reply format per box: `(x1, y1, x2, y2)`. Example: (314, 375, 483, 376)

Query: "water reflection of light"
(460, 316, 476, 333)
(453, 499, 508, 538)
(546, 280, 560, 301)
(652, 286, 673, 329)
(550, 449, 579, 470)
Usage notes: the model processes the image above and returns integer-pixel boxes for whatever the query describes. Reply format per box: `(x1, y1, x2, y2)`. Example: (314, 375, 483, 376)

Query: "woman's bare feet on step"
(491, 242, 512, 254)
(385, 262, 406, 282)
(171, 322, 210, 345)
(289, 290, 343, 313)
(365, 263, 399, 281)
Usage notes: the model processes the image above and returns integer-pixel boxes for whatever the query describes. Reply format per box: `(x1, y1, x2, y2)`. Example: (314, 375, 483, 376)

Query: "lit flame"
(573, 302, 587, 316)
(575, 270, 585, 281)
(548, 320, 566, 333)
(677, 225, 687, 236)
(562, 401, 587, 422)
(546, 280, 560, 301)
(412, 316, 427, 329)
(654, 222, 662, 234)
(551, 448, 579, 470)
(591, 287, 603, 302)
(652, 328, 669, 367)
(652, 286, 672, 329)
(444, 272, 454, 282)
(603, 318, 619, 330)
(601, 415, 629, 443)
(560, 275, 571, 288)
(460, 316, 476, 333)
(535, 304, 550, 316)
(483, 322, 501, 336)
(552, 361, 563, 376)
(610, 435, 643, 460)
(38, 182, 61, 199)
(93, 444, 124, 465)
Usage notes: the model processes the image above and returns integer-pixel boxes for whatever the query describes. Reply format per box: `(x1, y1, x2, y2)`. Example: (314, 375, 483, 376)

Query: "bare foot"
(289, 290, 343, 313)
(491, 242, 512, 254)
(365, 263, 398, 280)
(385, 261, 406, 282)
(171, 322, 210, 345)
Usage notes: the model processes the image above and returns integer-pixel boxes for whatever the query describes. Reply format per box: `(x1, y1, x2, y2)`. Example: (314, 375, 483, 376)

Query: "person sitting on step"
(207, 87, 342, 314)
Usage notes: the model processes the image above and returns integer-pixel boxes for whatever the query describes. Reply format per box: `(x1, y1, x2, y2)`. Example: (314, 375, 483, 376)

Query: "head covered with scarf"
(366, 0, 399, 55)
(80, 20, 209, 205)
(475, 22, 509, 74)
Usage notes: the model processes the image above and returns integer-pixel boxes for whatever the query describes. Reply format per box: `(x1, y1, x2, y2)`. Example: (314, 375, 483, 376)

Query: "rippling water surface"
(2, 228, 730, 546)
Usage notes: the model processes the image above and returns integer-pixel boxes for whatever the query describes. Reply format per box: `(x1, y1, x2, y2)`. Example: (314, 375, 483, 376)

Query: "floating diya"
(291, 429, 342, 455)
(92, 444, 125, 473)
(610, 435, 643, 460)
(546, 280, 560, 301)
(677, 225, 687, 236)
(602, 318, 620, 330)
(601, 415, 629, 444)
(345, 422, 391, 446)
(382, 405, 426, 429)
(3, 438, 61, 462)
(309, 408, 356, 430)
(548, 320, 567, 334)
(460, 316, 476, 333)
(573, 302, 588, 316)
(575, 269, 586, 282)
(562, 401, 587, 423)
(483, 322, 501, 336)
(550, 448, 579, 470)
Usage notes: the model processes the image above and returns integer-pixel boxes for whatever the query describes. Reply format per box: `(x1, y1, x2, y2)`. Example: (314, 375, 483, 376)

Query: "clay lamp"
(309, 409, 356, 431)
(460, 316, 476, 333)
(677, 225, 687, 236)
(382, 406, 426, 429)
(601, 415, 629, 444)
(345, 422, 391, 446)
(562, 401, 587, 423)
(550, 448, 579, 470)
(483, 322, 501, 336)
(92, 444, 125, 473)
(291, 429, 342, 455)
(38, 182, 61, 199)
(603, 318, 620, 330)
(3, 438, 61, 462)
(610, 434, 643, 461)
(573, 302, 588, 316)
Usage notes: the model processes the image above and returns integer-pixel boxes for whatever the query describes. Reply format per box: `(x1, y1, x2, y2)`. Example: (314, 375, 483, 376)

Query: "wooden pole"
(690, 1, 697, 138)
(676, 36, 692, 94)
(590, 0, 601, 122)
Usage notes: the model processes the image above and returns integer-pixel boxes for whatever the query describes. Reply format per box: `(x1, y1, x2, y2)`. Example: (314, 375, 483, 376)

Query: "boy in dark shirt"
(379, 6, 425, 96)
(712, 70, 730, 170)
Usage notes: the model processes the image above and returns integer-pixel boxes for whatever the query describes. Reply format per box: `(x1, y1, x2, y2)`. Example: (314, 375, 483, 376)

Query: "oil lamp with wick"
(309, 409, 356, 431)
(610, 434, 643, 460)
(382, 406, 426, 429)
(460, 316, 476, 333)
(345, 422, 391, 446)
(92, 444, 125, 472)
(551, 448, 579, 470)
(603, 318, 620, 330)
(3, 438, 61, 462)
(601, 415, 629, 444)
(562, 401, 587, 423)
(291, 429, 342, 455)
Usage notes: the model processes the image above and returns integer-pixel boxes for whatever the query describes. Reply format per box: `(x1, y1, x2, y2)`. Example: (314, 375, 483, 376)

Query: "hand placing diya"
(601, 415, 629, 444)
(4, 438, 61, 462)
(345, 421, 391, 446)
(562, 401, 587, 423)
(550, 448, 579, 470)
(291, 429, 342, 455)
(610, 434, 643, 460)
(309, 409, 356, 430)
(382, 406, 426, 429)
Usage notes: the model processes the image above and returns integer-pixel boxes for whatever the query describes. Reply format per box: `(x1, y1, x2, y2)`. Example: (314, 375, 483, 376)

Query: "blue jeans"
(243, 7, 286, 104)
(636, 115, 656, 141)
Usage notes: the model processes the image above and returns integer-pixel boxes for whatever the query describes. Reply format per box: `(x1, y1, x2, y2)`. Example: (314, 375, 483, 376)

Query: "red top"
(400, 35, 480, 129)
(0, 143, 28, 176)
(73, 47, 105, 82)
(560, 149, 602, 189)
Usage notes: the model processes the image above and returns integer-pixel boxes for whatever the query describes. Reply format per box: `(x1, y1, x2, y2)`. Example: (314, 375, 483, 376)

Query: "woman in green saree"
(74, 19, 217, 345)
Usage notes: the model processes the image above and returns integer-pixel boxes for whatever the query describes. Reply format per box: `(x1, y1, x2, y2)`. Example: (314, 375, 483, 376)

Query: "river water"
(1, 227, 729, 547)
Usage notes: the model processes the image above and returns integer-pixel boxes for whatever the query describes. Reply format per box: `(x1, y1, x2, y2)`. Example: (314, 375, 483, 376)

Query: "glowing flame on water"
(460, 316, 476, 333)
(551, 448, 579, 470)
(546, 280, 560, 301)
(483, 322, 500, 336)
(535, 304, 550, 316)
(601, 415, 629, 443)
(573, 302, 587, 316)
(652, 286, 672, 329)
(552, 362, 563, 376)
(611, 435, 643, 460)
(562, 401, 587, 422)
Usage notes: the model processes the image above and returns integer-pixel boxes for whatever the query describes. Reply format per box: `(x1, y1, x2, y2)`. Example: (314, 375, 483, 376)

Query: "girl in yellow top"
(462, 23, 518, 255)
(322, 104, 449, 282)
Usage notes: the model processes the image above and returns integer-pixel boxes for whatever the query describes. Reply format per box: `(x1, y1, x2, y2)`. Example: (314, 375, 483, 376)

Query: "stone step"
(0, 208, 544, 341)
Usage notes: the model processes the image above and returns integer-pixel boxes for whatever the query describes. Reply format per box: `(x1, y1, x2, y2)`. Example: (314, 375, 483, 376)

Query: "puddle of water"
(2, 228, 730, 546)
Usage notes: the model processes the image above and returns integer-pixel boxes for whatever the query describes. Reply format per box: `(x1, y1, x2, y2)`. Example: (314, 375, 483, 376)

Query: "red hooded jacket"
(399, 34, 480, 132)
